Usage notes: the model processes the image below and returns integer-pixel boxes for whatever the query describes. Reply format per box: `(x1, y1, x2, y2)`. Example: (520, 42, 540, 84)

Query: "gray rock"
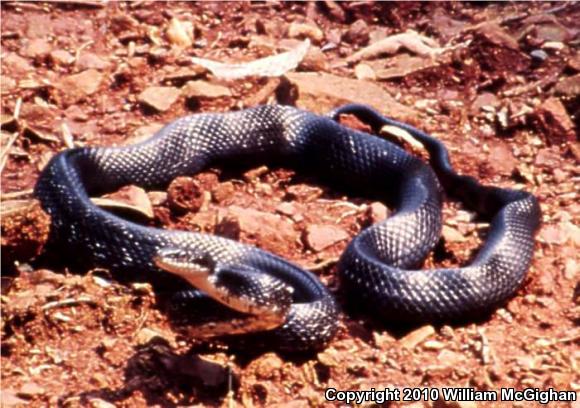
(530, 49, 548, 62)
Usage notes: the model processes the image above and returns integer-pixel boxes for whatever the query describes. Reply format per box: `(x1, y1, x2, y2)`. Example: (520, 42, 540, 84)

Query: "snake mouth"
(154, 247, 214, 281)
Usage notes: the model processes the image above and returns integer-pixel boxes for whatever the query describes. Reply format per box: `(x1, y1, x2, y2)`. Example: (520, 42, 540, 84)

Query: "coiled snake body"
(35, 104, 541, 351)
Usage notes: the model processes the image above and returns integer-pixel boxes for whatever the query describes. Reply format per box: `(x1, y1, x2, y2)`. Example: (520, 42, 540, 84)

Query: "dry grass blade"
(0, 198, 35, 216)
(0, 189, 34, 201)
(41, 297, 97, 311)
(0, 132, 19, 174)
(61, 123, 75, 149)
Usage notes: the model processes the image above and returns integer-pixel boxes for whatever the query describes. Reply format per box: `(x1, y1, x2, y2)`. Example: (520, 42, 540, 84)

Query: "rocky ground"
(1, 2, 579, 407)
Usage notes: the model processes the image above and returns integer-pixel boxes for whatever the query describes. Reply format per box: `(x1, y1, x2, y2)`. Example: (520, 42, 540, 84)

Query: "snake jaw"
(154, 247, 214, 284)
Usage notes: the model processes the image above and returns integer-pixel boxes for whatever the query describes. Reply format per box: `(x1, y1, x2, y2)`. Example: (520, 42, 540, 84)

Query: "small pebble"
(530, 49, 548, 62)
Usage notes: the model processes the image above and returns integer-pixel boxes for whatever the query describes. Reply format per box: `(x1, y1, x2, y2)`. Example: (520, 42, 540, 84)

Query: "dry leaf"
(191, 40, 310, 79)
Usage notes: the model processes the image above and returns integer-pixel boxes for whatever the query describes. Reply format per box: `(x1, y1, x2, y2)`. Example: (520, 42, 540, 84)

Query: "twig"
(13, 97, 22, 120)
(478, 328, 492, 365)
(336, 209, 359, 223)
(502, 74, 559, 97)
(61, 123, 75, 149)
(131, 310, 150, 337)
(41, 297, 97, 311)
(0, 132, 19, 174)
(0, 189, 34, 200)
(50, 0, 107, 8)
(74, 40, 94, 65)
(306, 256, 339, 271)
(226, 360, 234, 408)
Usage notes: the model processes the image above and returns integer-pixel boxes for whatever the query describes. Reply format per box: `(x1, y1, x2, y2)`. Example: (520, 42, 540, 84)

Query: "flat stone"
(211, 182, 235, 203)
(276, 202, 297, 217)
(286, 72, 417, 121)
(1, 390, 28, 406)
(534, 147, 561, 168)
(135, 328, 167, 346)
(183, 80, 231, 99)
(251, 352, 284, 380)
(3, 53, 34, 74)
(285, 184, 323, 202)
(317, 347, 341, 367)
(323, 0, 346, 23)
(303, 224, 349, 252)
(216, 206, 298, 255)
(554, 74, 580, 98)
(147, 191, 167, 206)
(287, 21, 324, 44)
(567, 53, 580, 72)
(23, 39, 52, 58)
(368, 27, 388, 44)
(176, 355, 228, 387)
(138, 86, 181, 112)
(533, 21, 574, 43)
(56, 69, 104, 104)
(471, 92, 500, 112)
(552, 168, 567, 183)
(17, 382, 45, 398)
(354, 63, 376, 81)
(474, 22, 519, 50)
(50, 50, 75, 66)
(374, 54, 440, 80)
(487, 142, 517, 176)
(367, 202, 388, 224)
(301, 46, 328, 72)
(534, 97, 576, 144)
(399, 325, 435, 349)
(77, 52, 111, 71)
(538, 222, 575, 245)
(564, 259, 577, 280)
(96, 185, 154, 219)
(442, 225, 466, 243)
(88, 398, 116, 408)
(28, 269, 66, 286)
(431, 9, 466, 41)
(162, 66, 207, 83)
(342, 19, 370, 45)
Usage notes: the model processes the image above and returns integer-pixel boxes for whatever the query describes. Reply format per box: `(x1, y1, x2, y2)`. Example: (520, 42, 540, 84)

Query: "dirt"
(1, 2, 579, 407)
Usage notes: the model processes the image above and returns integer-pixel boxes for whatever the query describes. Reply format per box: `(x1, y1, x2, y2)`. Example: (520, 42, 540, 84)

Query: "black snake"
(35, 104, 541, 351)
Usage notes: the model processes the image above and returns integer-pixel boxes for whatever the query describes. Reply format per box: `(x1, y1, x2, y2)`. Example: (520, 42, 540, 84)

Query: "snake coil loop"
(35, 104, 540, 351)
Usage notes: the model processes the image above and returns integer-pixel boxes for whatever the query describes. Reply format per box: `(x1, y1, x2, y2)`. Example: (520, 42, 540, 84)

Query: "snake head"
(154, 247, 215, 284)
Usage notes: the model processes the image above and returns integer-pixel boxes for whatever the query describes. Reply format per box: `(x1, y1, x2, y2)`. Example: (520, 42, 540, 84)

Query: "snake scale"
(35, 104, 541, 351)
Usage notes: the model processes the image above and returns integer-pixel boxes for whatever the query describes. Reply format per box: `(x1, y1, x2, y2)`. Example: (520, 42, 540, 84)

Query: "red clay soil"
(1, 2, 578, 407)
